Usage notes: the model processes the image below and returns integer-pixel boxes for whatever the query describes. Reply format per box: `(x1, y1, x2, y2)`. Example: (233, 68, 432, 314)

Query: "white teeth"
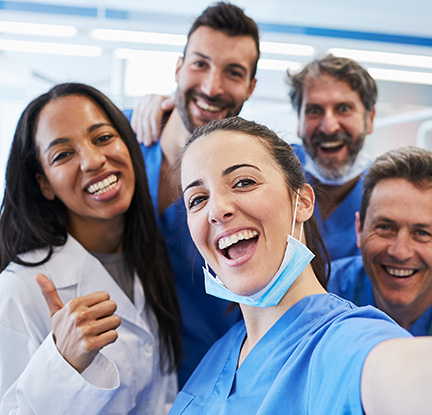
(196, 100, 222, 112)
(87, 174, 118, 195)
(320, 141, 344, 149)
(218, 230, 258, 250)
(386, 267, 416, 277)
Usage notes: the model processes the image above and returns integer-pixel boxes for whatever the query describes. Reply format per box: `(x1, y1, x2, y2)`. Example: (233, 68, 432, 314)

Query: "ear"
(355, 211, 362, 249)
(246, 78, 257, 100)
(36, 173, 55, 201)
(296, 183, 315, 223)
(366, 108, 376, 134)
(175, 56, 184, 82)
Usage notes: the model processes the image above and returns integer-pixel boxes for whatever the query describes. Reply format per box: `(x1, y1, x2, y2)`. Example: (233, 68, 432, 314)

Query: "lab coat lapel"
(45, 235, 151, 335)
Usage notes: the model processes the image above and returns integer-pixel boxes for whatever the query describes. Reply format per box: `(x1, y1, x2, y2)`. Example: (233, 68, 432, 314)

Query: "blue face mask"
(202, 192, 315, 308)
(304, 150, 372, 185)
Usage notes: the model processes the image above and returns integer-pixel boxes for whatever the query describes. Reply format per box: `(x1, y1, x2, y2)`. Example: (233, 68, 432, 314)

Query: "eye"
(234, 178, 256, 189)
(338, 103, 352, 113)
(227, 69, 244, 79)
(51, 151, 73, 164)
(375, 223, 395, 237)
(305, 105, 323, 117)
(414, 229, 432, 242)
(95, 134, 114, 144)
(187, 194, 208, 210)
(192, 60, 206, 69)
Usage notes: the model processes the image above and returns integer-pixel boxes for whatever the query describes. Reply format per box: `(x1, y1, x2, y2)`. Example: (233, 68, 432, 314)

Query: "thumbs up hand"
(35, 273, 121, 373)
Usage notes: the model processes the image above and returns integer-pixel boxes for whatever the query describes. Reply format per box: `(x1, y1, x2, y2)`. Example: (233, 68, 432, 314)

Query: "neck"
(314, 175, 360, 220)
(238, 265, 326, 367)
(373, 291, 432, 331)
(67, 216, 125, 254)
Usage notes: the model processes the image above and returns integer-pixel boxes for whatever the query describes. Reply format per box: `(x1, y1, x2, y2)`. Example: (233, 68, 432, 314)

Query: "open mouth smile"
(383, 265, 417, 278)
(218, 230, 258, 260)
(318, 140, 345, 153)
(196, 99, 224, 113)
(86, 174, 119, 195)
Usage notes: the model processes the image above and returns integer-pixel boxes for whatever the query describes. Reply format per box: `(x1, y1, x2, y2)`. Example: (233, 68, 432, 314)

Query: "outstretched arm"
(361, 336, 432, 415)
(131, 94, 175, 146)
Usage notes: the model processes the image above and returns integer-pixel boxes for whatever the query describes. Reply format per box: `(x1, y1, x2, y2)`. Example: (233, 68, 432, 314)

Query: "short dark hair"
(185, 2, 260, 80)
(288, 54, 377, 114)
(180, 116, 330, 289)
(359, 146, 432, 229)
(0, 82, 181, 372)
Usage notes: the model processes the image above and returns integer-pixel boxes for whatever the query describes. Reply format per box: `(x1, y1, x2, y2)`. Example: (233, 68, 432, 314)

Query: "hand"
(131, 94, 175, 146)
(35, 273, 121, 373)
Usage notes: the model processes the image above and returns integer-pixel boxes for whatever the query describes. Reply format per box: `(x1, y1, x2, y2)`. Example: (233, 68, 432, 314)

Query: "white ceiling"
(1, 0, 432, 159)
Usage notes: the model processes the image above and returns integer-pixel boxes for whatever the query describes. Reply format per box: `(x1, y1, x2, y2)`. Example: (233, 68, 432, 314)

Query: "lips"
(218, 230, 258, 260)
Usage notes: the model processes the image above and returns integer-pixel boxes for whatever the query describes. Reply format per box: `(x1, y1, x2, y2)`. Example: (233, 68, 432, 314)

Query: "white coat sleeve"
(0, 268, 120, 415)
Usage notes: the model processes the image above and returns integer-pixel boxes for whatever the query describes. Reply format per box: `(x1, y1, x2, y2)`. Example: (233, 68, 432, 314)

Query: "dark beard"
(175, 89, 242, 133)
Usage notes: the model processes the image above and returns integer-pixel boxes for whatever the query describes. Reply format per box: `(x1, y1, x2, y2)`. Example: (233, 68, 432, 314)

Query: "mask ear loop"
(290, 189, 304, 242)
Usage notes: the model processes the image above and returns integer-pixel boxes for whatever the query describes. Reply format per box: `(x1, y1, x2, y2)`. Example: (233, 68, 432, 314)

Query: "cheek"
(187, 214, 208, 252)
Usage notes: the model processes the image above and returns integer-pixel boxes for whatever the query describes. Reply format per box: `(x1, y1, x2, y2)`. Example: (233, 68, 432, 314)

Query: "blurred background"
(1, 0, 432, 198)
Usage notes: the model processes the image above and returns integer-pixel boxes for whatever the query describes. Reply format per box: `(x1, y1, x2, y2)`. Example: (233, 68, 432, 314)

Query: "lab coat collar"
(38, 235, 151, 334)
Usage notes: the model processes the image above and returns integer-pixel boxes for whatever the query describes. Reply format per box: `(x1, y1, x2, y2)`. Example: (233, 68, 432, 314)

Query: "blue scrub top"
(292, 144, 364, 261)
(329, 255, 432, 336)
(170, 294, 411, 414)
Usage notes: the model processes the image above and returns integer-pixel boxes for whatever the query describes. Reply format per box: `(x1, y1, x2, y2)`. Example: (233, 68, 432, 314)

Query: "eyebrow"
(191, 52, 247, 75)
(43, 122, 113, 154)
(182, 163, 260, 193)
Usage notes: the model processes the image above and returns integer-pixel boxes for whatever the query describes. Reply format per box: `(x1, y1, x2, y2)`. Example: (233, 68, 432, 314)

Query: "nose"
(320, 110, 340, 136)
(79, 144, 106, 172)
(387, 231, 414, 262)
(208, 193, 234, 225)
(201, 69, 224, 97)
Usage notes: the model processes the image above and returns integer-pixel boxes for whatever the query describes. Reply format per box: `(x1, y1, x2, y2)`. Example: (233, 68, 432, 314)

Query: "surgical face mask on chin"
(304, 150, 372, 186)
(202, 192, 315, 308)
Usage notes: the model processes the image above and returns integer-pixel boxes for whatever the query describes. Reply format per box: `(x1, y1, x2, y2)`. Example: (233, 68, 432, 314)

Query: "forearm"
(361, 336, 432, 415)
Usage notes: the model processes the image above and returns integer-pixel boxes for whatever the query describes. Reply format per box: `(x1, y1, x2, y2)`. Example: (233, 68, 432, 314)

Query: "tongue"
(227, 239, 256, 260)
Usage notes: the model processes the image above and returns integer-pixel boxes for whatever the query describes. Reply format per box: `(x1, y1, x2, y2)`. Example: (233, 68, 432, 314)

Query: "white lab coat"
(0, 235, 177, 415)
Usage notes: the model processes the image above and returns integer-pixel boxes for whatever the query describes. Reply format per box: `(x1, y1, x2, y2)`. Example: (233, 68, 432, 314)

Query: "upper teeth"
(386, 267, 415, 277)
(87, 174, 118, 195)
(320, 141, 344, 149)
(196, 100, 222, 113)
(218, 230, 258, 250)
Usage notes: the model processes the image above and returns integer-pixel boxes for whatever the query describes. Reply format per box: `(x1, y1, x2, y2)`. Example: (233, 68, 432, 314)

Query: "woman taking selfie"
(170, 116, 430, 415)
(0, 83, 181, 415)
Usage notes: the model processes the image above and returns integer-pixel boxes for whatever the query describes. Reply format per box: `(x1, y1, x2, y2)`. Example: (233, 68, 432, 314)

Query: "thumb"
(34, 273, 64, 317)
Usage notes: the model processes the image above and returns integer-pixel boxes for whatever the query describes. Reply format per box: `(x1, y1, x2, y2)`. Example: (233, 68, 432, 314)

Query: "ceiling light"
(0, 39, 101, 56)
(329, 48, 432, 70)
(0, 21, 77, 37)
(368, 67, 432, 85)
(258, 59, 302, 72)
(261, 41, 315, 57)
(92, 29, 186, 46)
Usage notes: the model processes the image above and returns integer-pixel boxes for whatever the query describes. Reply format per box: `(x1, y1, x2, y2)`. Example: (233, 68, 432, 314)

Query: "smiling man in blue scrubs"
(288, 55, 377, 261)
(328, 146, 432, 335)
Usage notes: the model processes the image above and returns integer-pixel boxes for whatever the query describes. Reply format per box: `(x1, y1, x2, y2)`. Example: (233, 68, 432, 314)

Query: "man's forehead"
(303, 74, 361, 102)
(184, 27, 257, 65)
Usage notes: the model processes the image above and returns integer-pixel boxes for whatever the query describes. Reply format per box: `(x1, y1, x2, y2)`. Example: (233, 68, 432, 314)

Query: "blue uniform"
(169, 294, 411, 415)
(292, 144, 364, 261)
(140, 140, 242, 387)
(328, 256, 432, 336)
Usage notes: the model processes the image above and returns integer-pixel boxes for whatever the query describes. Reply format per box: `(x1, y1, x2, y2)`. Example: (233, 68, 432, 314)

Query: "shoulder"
(328, 256, 365, 292)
